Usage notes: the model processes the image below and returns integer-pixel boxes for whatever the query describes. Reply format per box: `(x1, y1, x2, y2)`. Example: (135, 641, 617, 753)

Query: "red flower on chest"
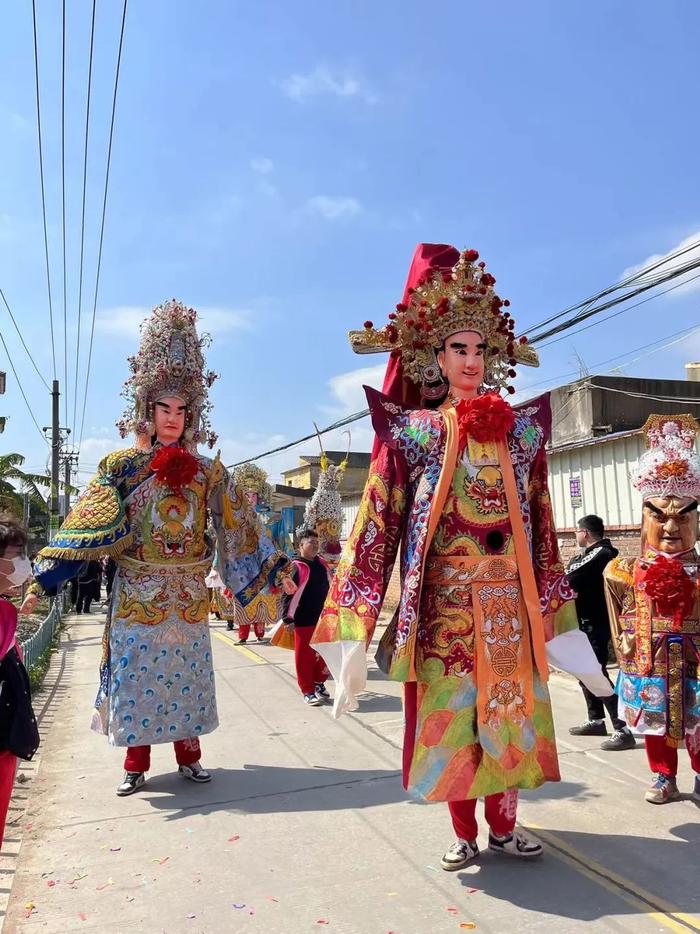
(454, 393, 516, 445)
(150, 446, 199, 495)
(642, 555, 696, 630)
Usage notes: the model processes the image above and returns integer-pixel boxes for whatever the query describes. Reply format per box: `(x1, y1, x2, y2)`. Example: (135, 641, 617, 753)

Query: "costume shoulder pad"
(604, 556, 635, 585)
(365, 386, 444, 465)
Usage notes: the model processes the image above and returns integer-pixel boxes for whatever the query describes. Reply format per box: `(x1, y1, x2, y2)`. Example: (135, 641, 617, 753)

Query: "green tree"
(0, 453, 51, 518)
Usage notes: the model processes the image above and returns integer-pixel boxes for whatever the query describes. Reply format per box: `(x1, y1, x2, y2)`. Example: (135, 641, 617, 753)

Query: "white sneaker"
(440, 838, 479, 871)
(304, 693, 322, 706)
(178, 761, 212, 783)
(488, 831, 543, 858)
(116, 771, 146, 796)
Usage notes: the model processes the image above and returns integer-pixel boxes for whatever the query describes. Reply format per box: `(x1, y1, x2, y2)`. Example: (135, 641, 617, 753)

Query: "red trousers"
(238, 621, 265, 641)
(0, 752, 16, 850)
(449, 790, 518, 841)
(294, 626, 329, 695)
(124, 737, 202, 773)
(645, 734, 700, 777)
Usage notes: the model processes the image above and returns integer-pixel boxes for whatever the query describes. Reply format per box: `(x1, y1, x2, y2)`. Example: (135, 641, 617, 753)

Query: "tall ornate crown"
(350, 249, 538, 395)
(631, 414, 700, 501)
(232, 463, 273, 509)
(117, 300, 219, 448)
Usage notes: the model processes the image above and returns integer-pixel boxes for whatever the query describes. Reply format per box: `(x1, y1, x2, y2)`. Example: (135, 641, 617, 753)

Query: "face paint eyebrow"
(644, 502, 664, 517)
(680, 500, 698, 516)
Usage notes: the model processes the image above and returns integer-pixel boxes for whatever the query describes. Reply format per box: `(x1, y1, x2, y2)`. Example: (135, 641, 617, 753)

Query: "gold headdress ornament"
(350, 249, 538, 396)
(631, 414, 700, 501)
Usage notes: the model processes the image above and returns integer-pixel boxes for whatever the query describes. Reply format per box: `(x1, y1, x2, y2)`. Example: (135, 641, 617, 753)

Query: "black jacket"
(566, 538, 618, 629)
(281, 557, 330, 628)
(0, 647, 40, 760)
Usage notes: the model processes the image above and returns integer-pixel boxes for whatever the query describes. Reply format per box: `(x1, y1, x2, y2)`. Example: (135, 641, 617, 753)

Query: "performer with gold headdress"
(313, 244, 611, 868)
(604, 415, 700, 805)
(23, 301, 288, 796)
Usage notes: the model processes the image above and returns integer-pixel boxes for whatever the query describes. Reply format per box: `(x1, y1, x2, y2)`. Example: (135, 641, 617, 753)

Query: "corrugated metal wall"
(548, 434, 700, 530)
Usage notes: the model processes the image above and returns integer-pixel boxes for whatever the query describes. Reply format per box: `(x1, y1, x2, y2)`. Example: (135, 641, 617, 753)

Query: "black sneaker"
(569, 720, 607, 736)
(226, 622, 234, 631)
(488, 831, 543, 859)
(600, 729, 636, 751)
(116, 771, 146, 797)
(178, 761, 212, 783)
(236, 638, 248, 645)
(315, 683, 331, 701)
(440, 838, 479, 871)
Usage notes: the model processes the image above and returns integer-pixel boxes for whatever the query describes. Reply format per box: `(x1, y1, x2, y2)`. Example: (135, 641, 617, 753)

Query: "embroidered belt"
(425, 554, 518, 585)
(116, 555, 213, 576)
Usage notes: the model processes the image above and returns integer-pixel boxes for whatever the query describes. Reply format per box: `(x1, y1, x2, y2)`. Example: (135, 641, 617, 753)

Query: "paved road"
(2, 612, 699, 934)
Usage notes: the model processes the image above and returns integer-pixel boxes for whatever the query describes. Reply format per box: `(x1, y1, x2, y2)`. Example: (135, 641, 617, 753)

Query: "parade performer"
(604, 415, 700, 805)
(298, 429, 348, 568)
(206, 566, 265, 642)
(313, 244, 611, 868)
(22, 301, 287, 796)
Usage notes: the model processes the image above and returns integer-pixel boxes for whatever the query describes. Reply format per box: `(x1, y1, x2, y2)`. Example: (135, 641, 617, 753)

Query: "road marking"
(212, 630, 267, 665)
(524, 822, 700, 933)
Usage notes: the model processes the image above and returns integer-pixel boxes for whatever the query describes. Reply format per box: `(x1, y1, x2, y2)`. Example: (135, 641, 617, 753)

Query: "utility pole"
(43, 381, 70, 537)
(0, 370, 6, 435)
(60, 449, 79, 519)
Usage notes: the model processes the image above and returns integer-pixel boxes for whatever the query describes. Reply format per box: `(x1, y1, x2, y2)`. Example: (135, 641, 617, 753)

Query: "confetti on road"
(386, 892, 398, 897)
(459, 924, 477, 931)
(78, 914, 88, 921)
(24, 903, 35, 910)
(233, 904, 246, 910)
(46, 881, 56, 888)
(110, 847, 121, 852)
(152, 857, 170, 865)
(316, 921, 330, 926)
(266, 897, 279, 903)
(68, 873, 88, 886)
(447, 906, 459, 914)
(187, 914, 196, 919)
(227, 835, 241, 843)
(425, 865, 439, 873)
(95, 879, 114, 891)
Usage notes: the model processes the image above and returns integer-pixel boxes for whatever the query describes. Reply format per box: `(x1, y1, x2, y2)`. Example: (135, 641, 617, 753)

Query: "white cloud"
(306, 195, 362, 221)
(280, 65, 376, 104)
(250, 157, 274, 175)
(622, 231, 700, 296)
(327, 363, 386, 414)
(94, 305, 253, 340)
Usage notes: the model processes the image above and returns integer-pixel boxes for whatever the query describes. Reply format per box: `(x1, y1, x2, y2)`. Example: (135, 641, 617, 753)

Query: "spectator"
(0, 514, 40, 849)
(566, 515, 635, 751)
(281, 529, 332, 706)
(104, 558, 117, 600)
(76, 561, 101, 614)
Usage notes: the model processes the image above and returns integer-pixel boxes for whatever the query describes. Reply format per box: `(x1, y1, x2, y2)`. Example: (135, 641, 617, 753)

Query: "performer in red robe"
(313, 244, 611, 869)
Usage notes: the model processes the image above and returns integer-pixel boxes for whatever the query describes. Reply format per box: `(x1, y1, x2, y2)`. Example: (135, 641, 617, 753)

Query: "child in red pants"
(281, 530, 331, 706)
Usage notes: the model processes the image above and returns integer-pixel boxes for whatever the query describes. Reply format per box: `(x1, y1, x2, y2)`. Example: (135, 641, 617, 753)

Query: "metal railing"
(19, 598, 63, 672)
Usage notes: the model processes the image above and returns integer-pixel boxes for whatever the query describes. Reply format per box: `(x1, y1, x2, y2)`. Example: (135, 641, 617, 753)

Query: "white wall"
(341, 494, 362, 541)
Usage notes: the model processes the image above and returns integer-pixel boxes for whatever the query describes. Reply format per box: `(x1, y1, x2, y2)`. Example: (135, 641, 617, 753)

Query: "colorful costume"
(604, 416, 700, 793)
(314, 245, 610, 845)
(32, 302, 287, 771)
(298, 440, 347, 567)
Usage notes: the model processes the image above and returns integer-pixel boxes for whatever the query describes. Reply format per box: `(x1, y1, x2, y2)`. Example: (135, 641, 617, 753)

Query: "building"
(281, 451, 371, 495)
(545, 373, 700, 561)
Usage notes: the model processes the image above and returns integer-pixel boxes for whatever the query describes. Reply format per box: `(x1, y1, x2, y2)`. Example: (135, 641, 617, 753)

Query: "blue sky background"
(1, 1, 700, 488)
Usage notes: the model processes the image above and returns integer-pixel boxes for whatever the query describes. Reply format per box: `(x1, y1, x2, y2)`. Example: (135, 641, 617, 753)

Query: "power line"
(30, 0, 57, 381)
(226, 409, 369, 468)
(61, 0, 68, 428)
(78, 0, 128, 454)
(0, 326, 49, 443)
(587, 382, 700, 406)
(73, 0, 97, 437)
(0, 288, 51, 391)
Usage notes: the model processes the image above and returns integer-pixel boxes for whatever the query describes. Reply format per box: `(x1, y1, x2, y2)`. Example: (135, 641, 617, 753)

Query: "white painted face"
(436, 330, 485, 399)
(154, 396, 186, 445)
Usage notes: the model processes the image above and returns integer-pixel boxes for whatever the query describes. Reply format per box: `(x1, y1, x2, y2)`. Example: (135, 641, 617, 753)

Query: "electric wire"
(72, 0, 97, 438)
(61, 0, 68, 427)
(77, 0, 128, 454)
(0, 326, 49, 443)
(0, 288, 51, 391)
(31, 0, 57, 380)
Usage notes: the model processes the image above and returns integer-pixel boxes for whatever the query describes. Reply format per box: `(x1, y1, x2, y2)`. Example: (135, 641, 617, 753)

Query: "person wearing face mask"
(0, 514, 40, 849)
(23, 301, 289, 797)
(605, 415, 700, 805)
(312, 245, 612, 870)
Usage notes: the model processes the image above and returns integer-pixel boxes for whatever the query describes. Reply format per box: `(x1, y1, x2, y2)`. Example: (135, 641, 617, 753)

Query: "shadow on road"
(457, 822, 700, 921)
(136, 763, 406, 821)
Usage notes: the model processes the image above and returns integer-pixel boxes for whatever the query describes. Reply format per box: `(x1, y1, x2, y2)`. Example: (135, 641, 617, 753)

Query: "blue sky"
(1, 1, 700, 488)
